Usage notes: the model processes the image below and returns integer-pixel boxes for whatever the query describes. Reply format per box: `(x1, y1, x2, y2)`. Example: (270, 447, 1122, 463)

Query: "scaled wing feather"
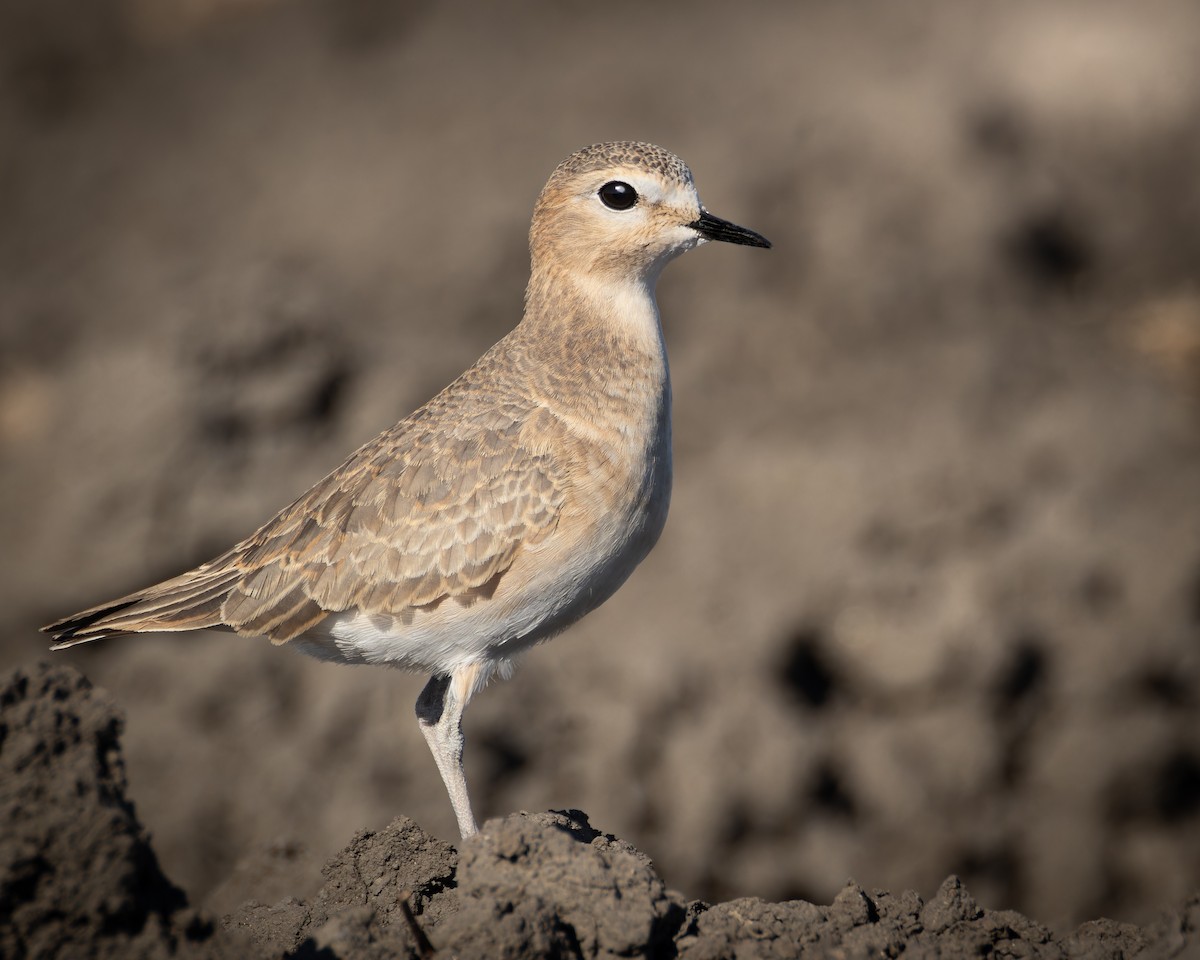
(219, 412, 566, 642)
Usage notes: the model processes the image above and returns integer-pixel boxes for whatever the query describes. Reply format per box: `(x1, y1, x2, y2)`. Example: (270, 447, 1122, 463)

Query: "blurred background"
(2, 0, 1199, 933)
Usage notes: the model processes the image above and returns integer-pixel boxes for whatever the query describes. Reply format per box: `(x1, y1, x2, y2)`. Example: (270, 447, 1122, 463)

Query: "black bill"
(689, 210, 771, 248)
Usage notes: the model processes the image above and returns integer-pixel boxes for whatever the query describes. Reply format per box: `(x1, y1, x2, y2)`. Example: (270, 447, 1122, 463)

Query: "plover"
(43, 141, 771, 838)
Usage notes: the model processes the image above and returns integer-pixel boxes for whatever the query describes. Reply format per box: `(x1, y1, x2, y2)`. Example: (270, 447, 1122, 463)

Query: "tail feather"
(42, 567, 243, 649)
(109, 576, 237, 623)
(43, 599, 144, 648)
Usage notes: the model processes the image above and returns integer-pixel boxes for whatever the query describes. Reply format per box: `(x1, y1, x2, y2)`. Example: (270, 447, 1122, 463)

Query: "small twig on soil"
(398, 889, 439, 959)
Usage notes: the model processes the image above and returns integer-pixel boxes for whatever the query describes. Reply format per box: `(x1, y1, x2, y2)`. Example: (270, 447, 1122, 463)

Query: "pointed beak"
(689, 210, 772, 248)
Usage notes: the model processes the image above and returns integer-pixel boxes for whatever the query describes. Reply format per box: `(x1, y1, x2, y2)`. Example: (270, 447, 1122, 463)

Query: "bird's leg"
(415, 665, 481, 839)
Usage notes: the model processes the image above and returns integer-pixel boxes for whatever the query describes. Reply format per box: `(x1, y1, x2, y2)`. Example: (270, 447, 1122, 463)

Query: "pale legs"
(415, 665, 482, 838)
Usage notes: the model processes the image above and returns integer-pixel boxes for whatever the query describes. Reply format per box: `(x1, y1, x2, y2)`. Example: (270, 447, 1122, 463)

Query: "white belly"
(292, 407, 672, 678)
(292, 510, 661, 675)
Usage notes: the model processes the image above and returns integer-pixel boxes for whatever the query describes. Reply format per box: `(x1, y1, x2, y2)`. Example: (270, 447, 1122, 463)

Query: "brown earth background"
(3, 0, 1200, 946)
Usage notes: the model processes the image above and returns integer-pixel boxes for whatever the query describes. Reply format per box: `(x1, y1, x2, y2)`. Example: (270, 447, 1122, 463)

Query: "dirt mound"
(4, 662, 1198, 959)
(0, 663, 219, 959)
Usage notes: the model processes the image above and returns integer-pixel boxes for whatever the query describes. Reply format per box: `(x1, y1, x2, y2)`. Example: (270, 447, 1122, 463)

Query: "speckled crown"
(549, 141, 694, 187)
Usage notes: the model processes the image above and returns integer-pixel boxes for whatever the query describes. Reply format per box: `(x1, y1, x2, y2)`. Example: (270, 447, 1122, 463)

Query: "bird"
(42, 141, 771, 839)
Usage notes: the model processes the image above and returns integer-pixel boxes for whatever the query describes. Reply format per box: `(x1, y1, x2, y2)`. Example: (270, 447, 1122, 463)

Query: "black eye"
(598, 181, 638, 211)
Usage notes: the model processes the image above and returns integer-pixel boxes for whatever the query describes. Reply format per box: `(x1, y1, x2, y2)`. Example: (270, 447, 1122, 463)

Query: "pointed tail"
(42, 564, 244, 649)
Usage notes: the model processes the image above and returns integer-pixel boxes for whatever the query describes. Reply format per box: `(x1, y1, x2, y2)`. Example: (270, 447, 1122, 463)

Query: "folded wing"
(44, 405, 568, 648)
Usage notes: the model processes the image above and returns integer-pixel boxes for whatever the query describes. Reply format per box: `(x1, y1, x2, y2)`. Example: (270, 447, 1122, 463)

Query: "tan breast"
(493, 315, 674, 634)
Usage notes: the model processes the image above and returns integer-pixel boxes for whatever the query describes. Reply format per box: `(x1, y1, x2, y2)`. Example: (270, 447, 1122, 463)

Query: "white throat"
(567, 270, 666, 358)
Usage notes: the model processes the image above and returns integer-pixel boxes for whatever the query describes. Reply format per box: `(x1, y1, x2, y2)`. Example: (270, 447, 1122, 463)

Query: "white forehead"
(581, 166, 699, 208)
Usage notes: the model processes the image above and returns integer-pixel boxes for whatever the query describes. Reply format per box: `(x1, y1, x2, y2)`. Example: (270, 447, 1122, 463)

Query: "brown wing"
(221, 407, 566, 641)
(44, 400, 569, 648)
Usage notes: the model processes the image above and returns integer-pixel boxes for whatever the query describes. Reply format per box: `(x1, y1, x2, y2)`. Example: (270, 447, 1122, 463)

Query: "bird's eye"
(598, 181, 638, 211)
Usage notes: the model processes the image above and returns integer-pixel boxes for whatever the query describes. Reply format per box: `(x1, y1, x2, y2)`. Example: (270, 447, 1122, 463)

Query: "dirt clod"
(3, 661, 1196, 959)
(0, 662, 224, 959)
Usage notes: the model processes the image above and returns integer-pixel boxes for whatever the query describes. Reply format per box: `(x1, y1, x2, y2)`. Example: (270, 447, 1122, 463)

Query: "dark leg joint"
(416, 673, 451, 725)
